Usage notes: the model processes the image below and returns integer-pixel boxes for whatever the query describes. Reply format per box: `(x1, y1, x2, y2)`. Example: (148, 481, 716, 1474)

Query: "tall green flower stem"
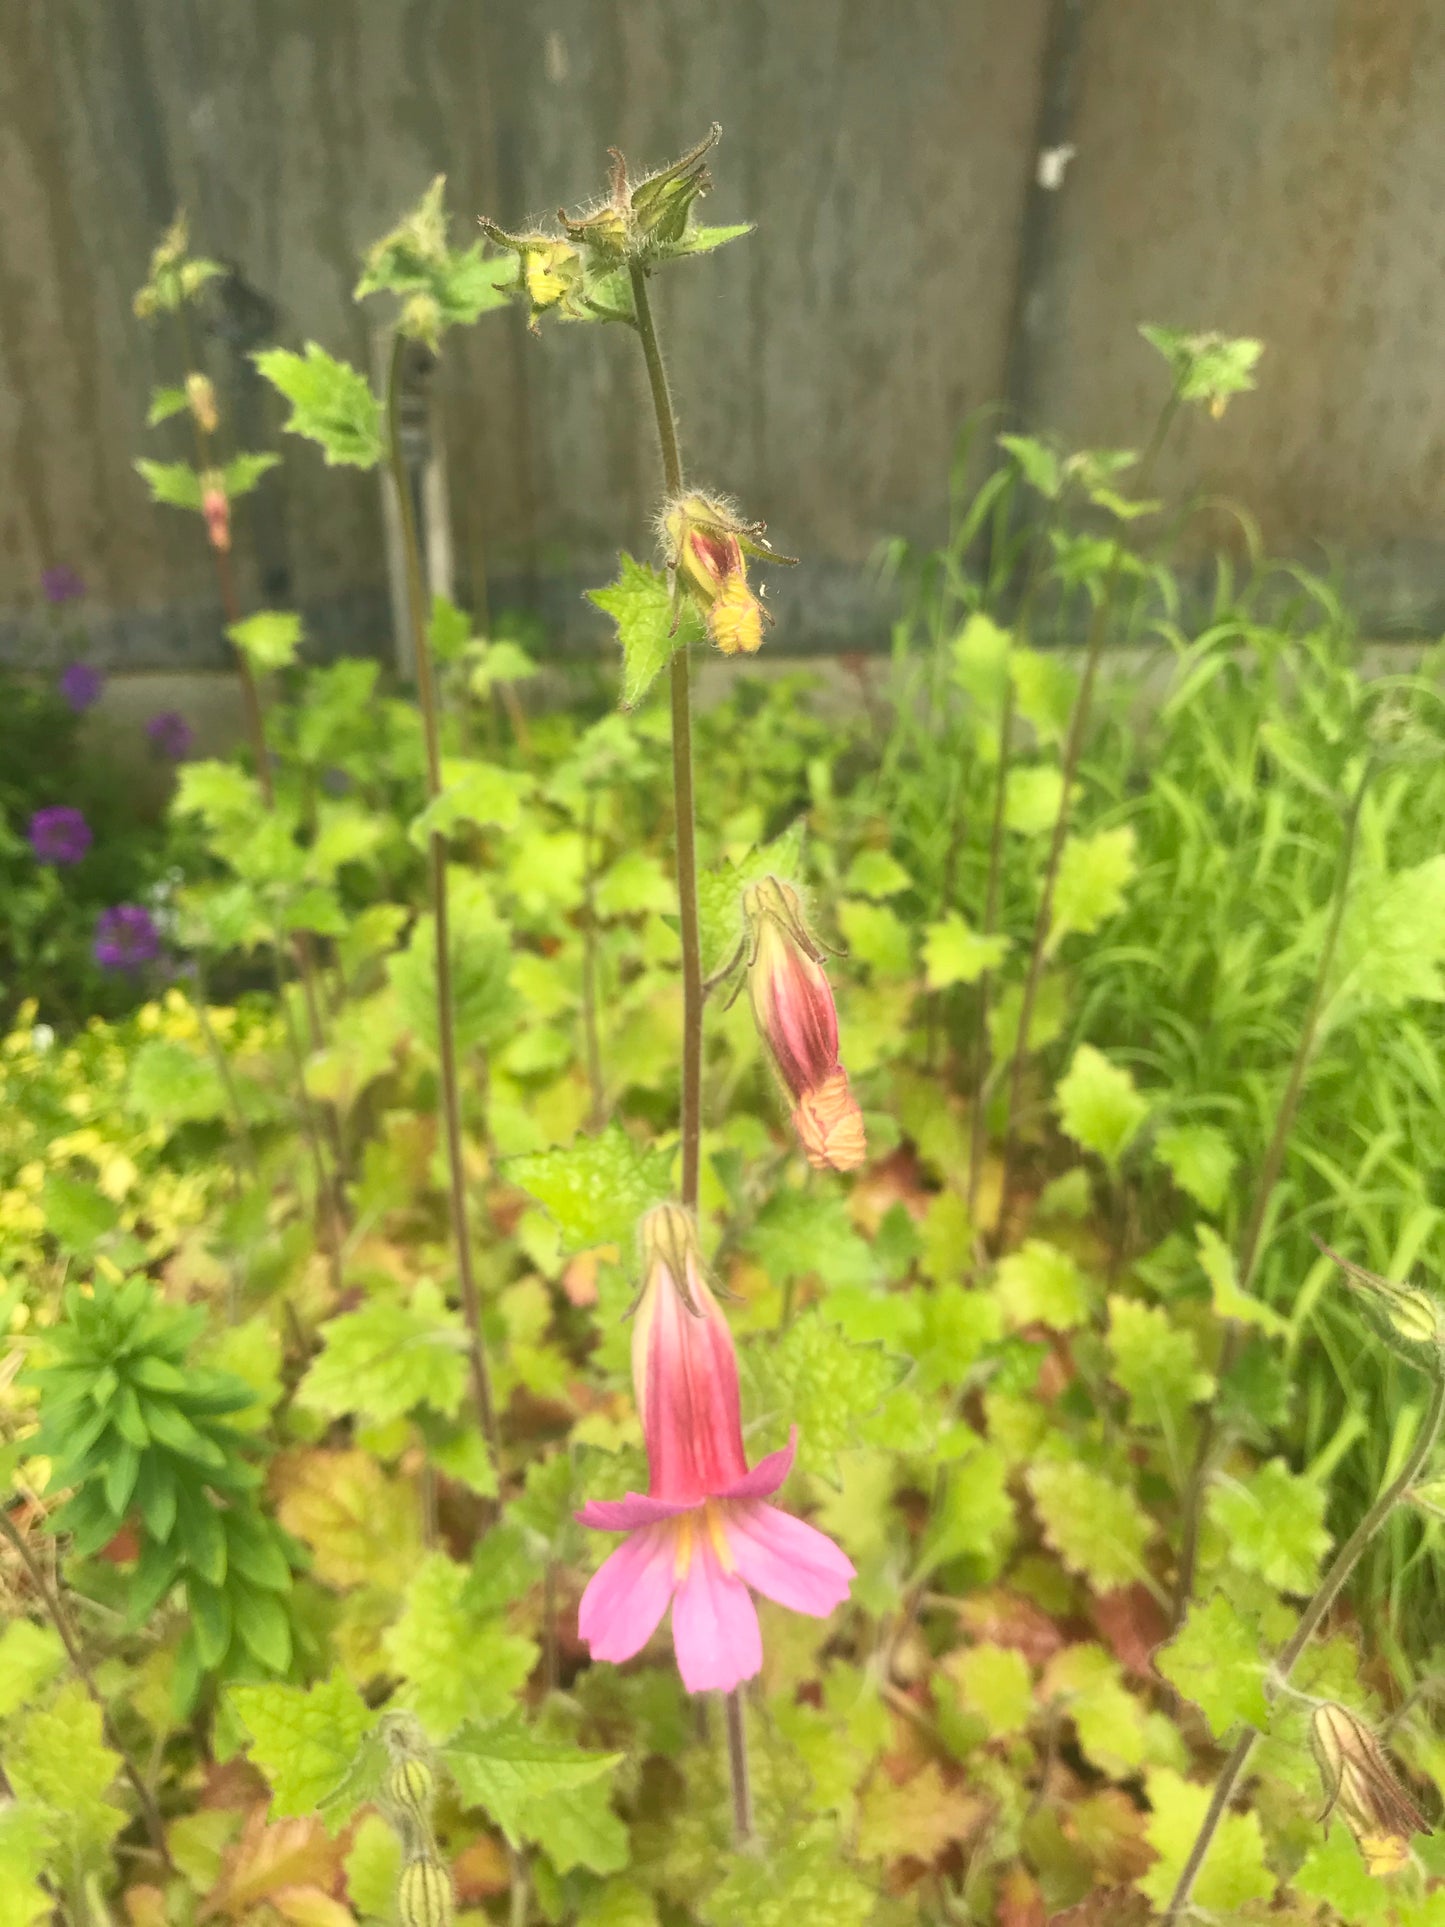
(1171, 754, 1374, 1623)
(1161, 1354, 1445, 1925)
(994, 395, 1180, 1239)
(627, 260, 752, 1845)
(385, 329, 500, 1459)
(0, 1508, 172, 1870)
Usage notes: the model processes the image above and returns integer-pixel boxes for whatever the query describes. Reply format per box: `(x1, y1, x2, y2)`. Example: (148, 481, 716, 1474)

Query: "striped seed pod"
(398, 1854, 454, 1927)
(384, 1755, 437, 1850)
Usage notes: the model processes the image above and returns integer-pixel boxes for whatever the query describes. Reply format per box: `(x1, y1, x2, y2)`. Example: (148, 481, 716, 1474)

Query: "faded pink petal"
(793, 1067, 866, 1172)
(578, 1519, 679, 1664)
(670, 1528, 762, 1693)
(723, 1499, 855, 1617)
(575, 1491, 692, 1531)
(718, 1428, 797, 1501)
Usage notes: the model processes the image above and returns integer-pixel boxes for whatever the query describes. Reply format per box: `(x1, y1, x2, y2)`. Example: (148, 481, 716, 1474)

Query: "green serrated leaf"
(409, 759, 531, 845)
(1208, 1458, 1331, 1594)
(297, 1284, 468, 1425)
(443, 1716, 621, 1848)
(587, 553, 705, 708)
(1048, 827, 1137, 952)
(1196, 1224, 1287, 1335)
(1154, 1123, 1236, 1213)
(382, 1553, 539, 1740)
(921, 913, 1008, 990)
(506, 1123, 672, 1255)
(1055, 1044, 1149, 1170)
(230, 1671, 376, 1820)
(995, 1239, 1092, 1332)
(1027, 1459, 1154, 1591)
(254, 342, 384, 468)
(743, 1309, 905, 1479)
(1107, 1295, 1212, 1429)
(1156, 1593, 1267, 1738)
(1138, 1765, 1273, 1910)
(134, 457, 203, 510)
(127, 1037, 227, 1126)
(0, 1622, 65, 1721)
(227, 609, 303, 671)
(223, 451, 281, 498)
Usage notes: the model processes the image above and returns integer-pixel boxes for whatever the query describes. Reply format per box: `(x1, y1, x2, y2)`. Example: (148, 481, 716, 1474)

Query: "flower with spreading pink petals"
(577, 1203, 853, 1694)
(742, 875, 866, 1173)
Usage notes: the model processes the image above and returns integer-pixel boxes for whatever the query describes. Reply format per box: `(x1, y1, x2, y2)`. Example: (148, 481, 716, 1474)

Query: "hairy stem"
(1171, 755, 1373, 1624)
(629, 260, 753, 1843)
(1162, 1361, 1445, 1924)
(0, 1509, 172, 1869)
(995, 396, 1180, 1236)
(387, 330, 500, 1457)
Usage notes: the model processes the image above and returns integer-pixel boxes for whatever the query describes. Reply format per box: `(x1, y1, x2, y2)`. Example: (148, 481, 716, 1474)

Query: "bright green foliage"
(1209, 1458, 1332, 1593)
(1334, 857, 1445, 1010)
(0, 1621, 64, 1719)
(508, 1122, 673, 1253)
(1293, 1826, 1393, 1924)
(996, 1238, 1092, 1331)
(255, 342, 385, 467)
(744, 1309, 906, 1478)
(587, 554, 706, 707)
(1005, 763, 1065, 835)
(837, 898, 913, 977)
(1156, 1593, 1268, 1737)
(1010, 646, 1078, 745)
(745, 1186, 877, 1289)
(951, 612, 1011, 708)
(918, 1438, 1013, 1574)
(22, 1275, 295, 1707)
(230, 1671, 376, 1819)
(1196, 1224, 1288, 1334)
(1154, 1122, 1235, 1212)
(1048, 826, 1137, 951)
(388, 875, 520, 1053)
(695, 817, 807, 976)
(409, 758, 532, 843)
(1027, 1459, 1154, 1590)
(1044, 1644, 1152, 1777)
(345, 1812, 403, 1919)
(382, 1552, 539, 1738)
(443, 1716, 622, 1848)
(0, 1806, 50, 1927)
(134, 457, 203, 510)
(1107, 1294, 1213, 1429)
(1140, 325, 1263, 410)
(1055, 1044, 1149, 1168)
(298, 1283, 468, 1425)
(7, 1682, 126, 1870)
(223, 451, 281, 497)
(951, 1641, 1034, 1736)
(227, 609, 304, 671)
(922, 912, 1008, 989)
(355, 174, 512, 342)
(843, 848, 911, 899)
(127, 1036, 228, 1124)
(1138, 1766, 1274, 1911)
(700, 1836, 876, 1927)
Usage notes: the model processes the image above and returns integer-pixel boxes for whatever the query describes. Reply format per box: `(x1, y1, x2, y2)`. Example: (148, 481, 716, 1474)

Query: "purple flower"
(42, 565, 85, 606)
(145, 710, 194, 760)
(29, 806, 92, 865)
(94, 905, 161, 972)
(59, 662, 104, 712)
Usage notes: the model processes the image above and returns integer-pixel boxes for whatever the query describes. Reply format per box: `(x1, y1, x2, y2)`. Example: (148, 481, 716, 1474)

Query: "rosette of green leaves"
(23, 1274, 297, 1712)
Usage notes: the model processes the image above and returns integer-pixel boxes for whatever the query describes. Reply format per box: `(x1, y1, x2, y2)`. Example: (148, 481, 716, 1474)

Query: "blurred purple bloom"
(320, 767, 353, 796)
(94, 904, 161, 971)
(29, 806, 92, 865)
(59, 662, 104, 712)
(145, 710, 194, 760)
(42, 565, 85, 606)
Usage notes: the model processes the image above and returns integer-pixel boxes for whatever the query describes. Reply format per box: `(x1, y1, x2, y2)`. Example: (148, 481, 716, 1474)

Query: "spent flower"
(742, 875, 865, 1172)
(29, 806, 92, 866)
(577, 1203, 853, 1694)
(1310, 1702, 1430, 1876)
(661, 492, 794, 657)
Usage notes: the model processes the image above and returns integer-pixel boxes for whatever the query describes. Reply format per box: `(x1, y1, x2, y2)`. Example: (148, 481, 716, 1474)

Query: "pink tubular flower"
(742, 875, 866, 1173)
(577, 1204, 853, 1694)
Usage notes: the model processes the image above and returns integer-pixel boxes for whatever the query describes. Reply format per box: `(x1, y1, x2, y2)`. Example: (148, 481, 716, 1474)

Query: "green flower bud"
(398, 1856, 454, 1927)
(385, 1756, 436, 1839)
(1317, 1239, 1445, 1354)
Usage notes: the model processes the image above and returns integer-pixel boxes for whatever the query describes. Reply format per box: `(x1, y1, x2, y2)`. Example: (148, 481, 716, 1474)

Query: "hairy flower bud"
(1310, 1702, 1429, 1875)
(383, 1756, 437, 1854)
(477, 220, 587, 332)
(742, 876, 865, 1172)
(201, 475, 231, 553)
(185, 372, 219, 435)
(398, 1855, 454, 1927)
(1315, 1239, 1445, 1353)
(661, 493, 794, 657)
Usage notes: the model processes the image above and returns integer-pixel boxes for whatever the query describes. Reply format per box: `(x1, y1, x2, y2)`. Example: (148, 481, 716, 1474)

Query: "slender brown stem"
(0, 1509, 172, 1869)
(1162, 1361, 1445, 1924)
(387, 329, 500, 1458)
(268, 947, 344, 1298)
(581, 796, 606, 1130)
(1170, 755, 1374, 1624)
(995, 397, 1180, 1236)
(629, 259, 754, 1842)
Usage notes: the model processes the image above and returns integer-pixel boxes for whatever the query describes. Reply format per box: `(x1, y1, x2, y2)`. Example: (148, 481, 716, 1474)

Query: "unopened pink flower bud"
(742, 876, 865, 1173)
(201, 477, 231, 553)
